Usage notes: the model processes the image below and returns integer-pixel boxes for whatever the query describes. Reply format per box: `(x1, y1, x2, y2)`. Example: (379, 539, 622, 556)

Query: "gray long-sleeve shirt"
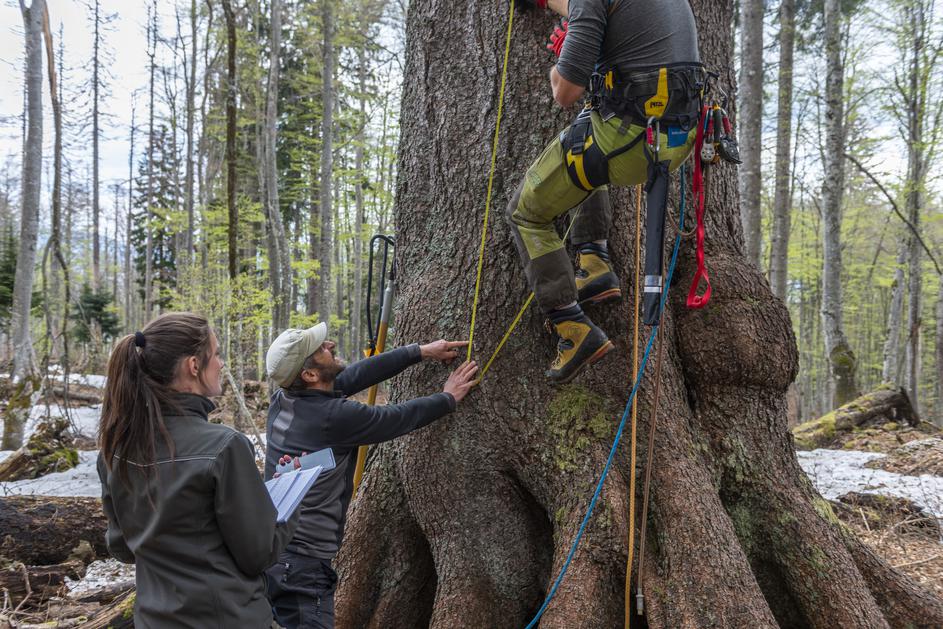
(556, 0, 700, 88)
(264, 344, 455, 559)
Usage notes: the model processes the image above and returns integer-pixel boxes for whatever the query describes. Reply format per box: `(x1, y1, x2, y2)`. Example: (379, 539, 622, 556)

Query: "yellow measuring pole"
(352, 319, 389, 497)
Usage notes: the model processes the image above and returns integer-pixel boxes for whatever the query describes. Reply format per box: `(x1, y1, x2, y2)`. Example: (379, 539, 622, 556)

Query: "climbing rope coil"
(458, 2, 732, 627)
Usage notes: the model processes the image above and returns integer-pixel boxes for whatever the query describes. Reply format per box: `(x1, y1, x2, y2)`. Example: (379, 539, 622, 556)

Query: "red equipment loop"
(687, 105, 712, 310)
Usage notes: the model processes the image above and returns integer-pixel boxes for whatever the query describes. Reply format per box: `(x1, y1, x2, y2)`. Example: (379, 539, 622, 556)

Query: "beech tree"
(3, 0, 45, 451)
(334, 1, 943, 626)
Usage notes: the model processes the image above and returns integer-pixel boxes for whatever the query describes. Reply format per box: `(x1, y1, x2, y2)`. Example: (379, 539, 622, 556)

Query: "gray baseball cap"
(265, 322, 328, 387)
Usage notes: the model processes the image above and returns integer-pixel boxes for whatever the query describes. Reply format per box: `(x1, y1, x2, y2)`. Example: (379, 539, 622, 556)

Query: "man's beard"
(316, 359, 346, 383)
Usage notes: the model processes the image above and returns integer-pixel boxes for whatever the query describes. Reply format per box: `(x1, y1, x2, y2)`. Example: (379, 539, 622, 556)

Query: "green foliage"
(0, 226, 43, 331)
(71, 284, 120, 343)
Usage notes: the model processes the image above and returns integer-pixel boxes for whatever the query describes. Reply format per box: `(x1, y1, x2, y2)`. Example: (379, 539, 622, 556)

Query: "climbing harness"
(560, 64, 707, 193)
(352, 234, 395, 497)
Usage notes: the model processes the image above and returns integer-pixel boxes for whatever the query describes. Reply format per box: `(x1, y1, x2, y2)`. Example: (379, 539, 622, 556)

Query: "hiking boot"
(545, 311, 614, 385)
(576, 246, 621, 305)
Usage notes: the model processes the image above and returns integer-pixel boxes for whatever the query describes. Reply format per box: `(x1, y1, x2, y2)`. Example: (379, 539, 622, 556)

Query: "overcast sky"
(0, 0, 169, 193)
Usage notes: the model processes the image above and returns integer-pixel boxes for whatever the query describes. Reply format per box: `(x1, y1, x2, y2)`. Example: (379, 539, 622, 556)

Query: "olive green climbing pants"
(505, 111, 695, 313)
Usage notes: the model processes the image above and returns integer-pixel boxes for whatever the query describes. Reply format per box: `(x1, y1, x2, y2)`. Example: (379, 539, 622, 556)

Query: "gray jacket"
(98, 393, 299, 629)
(265, 344, 455, 559)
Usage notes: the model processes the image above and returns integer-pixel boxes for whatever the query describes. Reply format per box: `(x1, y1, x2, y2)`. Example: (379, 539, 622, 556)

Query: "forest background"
(1, 0, 942, 451)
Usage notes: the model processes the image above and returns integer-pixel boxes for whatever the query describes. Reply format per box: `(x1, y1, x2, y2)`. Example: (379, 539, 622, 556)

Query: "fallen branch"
(893, 553, 943, 569)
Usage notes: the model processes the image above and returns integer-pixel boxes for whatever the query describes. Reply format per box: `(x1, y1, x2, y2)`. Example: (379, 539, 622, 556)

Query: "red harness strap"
(686, 105, 712, 310)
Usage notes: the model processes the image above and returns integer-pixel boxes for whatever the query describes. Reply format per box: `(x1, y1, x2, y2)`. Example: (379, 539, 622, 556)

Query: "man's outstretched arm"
(336, 340, 468, 396)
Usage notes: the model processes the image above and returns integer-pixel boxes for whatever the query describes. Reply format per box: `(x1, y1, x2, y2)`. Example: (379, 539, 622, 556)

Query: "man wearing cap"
(262, 322, 478, 629)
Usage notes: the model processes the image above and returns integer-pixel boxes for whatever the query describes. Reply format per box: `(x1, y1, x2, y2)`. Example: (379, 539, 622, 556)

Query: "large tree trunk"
(4, 0, 45, 451)
(738, 0, 763, 267)
(768, 0, 794, 301)
(821, 0, 857, 407)
(334, 1, 943, 627)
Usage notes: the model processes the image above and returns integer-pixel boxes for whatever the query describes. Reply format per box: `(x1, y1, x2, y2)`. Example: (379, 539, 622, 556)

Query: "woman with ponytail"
(97, 312, 299, 628)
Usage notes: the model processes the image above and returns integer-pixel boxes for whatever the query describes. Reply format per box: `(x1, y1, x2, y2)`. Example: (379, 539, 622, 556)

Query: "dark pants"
(266, 551, 338, 629)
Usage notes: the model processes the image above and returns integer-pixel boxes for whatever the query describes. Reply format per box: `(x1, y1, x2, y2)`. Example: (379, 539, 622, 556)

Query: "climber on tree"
(509, 0, 704, 384)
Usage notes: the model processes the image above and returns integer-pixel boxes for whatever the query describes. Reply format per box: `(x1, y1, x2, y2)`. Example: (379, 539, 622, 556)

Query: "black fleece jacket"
(264, 343, 455, 559)
(98, 393, 299, 629)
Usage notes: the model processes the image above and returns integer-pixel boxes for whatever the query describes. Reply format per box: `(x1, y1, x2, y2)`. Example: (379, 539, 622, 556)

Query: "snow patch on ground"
(25, 402, 102, 440)
(798, 449, 943, 516)
(0, 450, 101, 497)
(66, 558, 135, 596)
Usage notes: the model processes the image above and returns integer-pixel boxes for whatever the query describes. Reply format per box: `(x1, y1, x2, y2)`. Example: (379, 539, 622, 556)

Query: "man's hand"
(273, 452, 307, 478)
(547, 20, 568, 57)
(420, 340, 468, 362)
(443, 361, 479, 403)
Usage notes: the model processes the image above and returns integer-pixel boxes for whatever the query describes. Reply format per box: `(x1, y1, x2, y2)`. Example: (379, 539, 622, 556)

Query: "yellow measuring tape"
(467, 0, 515, 362)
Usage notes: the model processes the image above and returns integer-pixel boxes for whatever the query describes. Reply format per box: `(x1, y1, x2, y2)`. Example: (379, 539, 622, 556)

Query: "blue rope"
(524, 165, 687, 629)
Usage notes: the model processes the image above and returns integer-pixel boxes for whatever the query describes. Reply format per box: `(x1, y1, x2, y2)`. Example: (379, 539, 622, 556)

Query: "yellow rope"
(625, 184, 643, 628)
(468, 0, 515, 362)
(478, 206, 583, 380)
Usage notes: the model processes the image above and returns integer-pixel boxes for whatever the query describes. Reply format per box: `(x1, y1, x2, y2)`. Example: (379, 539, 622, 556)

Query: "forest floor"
(1, 376, 941, 624)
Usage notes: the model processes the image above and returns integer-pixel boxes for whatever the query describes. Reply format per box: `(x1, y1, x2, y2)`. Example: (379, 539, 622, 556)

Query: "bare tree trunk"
(125, 101, 135, 330)
(738, 0, 763, 266)
(263, 0, 290, 330)
(821, 0, 857, 407)
(352, 46, 367, 359)
(4, 0, 45, 451)
(316, 0, 334, 324)
(45, 18, 63, 348)
(883, 242, 906, 383)
(936, 273, 943, 426)
(335, 2, 943, 627)
(221, 0, 238, 280)
(768, 0, 794, 300)
(144, 4, 157, 319)
(184, 0, 198, 266)
(91, 0, 101, 290)
(903, 2, 929, 415)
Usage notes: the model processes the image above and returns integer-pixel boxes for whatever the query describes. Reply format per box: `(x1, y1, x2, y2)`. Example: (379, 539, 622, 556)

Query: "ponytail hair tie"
(134, 331, 147, 349)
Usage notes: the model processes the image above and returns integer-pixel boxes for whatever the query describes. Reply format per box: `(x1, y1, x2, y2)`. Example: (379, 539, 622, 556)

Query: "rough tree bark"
(738, 0, 763, 267)
(334, 1, 943, 627)
(821, 0, 857, 407)
(768, 0, 794, 301)
(4, 0, 45, 451)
